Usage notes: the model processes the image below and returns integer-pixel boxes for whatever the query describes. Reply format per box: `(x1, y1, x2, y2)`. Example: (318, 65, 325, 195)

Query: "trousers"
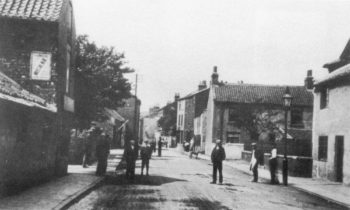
(213, 161, 223, 183)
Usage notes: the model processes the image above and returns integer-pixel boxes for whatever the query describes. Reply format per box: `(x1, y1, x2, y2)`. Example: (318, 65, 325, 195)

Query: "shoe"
(210, 181, 216, 184)
(251, 179, 257, 182)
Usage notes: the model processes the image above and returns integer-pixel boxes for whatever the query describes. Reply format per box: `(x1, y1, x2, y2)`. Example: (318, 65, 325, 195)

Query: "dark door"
(335, 136, 344, 182)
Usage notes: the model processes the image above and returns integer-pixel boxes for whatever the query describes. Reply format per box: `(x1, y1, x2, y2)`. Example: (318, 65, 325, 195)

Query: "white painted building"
(313, 62, 350, 184)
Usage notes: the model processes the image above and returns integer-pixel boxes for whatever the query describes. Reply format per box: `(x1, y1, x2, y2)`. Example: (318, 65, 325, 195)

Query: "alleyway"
(68, 149, 346, 210)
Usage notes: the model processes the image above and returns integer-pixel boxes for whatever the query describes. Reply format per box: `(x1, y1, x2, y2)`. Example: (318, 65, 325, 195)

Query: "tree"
(157, 103, 177, 136)
(75, 35, 134, 127)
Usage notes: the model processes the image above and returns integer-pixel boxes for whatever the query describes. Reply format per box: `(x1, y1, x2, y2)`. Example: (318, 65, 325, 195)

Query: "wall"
(205, 87, 216, 155)
(0, 101, 56, 196)
(313, 85, 350, 184)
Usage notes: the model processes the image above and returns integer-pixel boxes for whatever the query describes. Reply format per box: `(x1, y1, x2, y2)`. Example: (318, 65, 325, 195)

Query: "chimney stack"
(198, 80, 207, 91)
(174, 93, 180, 101)
(304, 70, 314, 90)
(211, 66, 219, 85)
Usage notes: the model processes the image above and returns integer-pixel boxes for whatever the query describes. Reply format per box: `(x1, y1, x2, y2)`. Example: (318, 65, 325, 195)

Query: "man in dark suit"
(95, 130, 110, 176)
(158, 136, 162, 157)
(211, 139, 226, 185)
(124, 140, 138, 180)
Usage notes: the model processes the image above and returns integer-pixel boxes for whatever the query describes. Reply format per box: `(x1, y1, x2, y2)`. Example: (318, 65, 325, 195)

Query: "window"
(318, 136, 328, 161)
(228, 108, 239, 122)
(227, 132, 240, 143)
(291, 108, 303, 128)
(320, 88, 329, 109)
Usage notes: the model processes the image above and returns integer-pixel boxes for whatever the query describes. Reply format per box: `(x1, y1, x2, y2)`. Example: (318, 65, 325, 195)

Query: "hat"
(251, 143, 256, 146)
(216, 139, 221, 144)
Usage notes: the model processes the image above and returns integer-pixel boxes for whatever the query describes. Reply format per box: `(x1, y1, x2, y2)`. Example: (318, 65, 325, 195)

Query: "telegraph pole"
(134, 74, 138, 142)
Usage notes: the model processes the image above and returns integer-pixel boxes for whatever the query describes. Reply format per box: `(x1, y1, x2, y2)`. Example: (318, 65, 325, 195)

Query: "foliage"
(157, 103, 177, 136)
(234, 104, 283, 141)
(75, 35, 134, 127)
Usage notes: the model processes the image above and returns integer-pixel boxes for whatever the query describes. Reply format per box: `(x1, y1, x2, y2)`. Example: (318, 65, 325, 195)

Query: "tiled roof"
(0, 71, 55, 111)
(315, 63, 350, 86)
(0, 0, 63, 22)
(214, 84, 313, 106)
(179, 88, 209, 101)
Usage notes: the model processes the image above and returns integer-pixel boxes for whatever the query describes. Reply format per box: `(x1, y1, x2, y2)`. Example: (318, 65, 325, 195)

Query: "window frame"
(318, 136, 328, 161)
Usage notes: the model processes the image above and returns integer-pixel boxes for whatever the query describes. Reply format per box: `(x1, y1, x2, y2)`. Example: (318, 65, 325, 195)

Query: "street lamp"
(282, 87, 293, 186)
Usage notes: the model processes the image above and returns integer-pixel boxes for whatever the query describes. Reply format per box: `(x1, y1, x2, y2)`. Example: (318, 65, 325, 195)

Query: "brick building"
(0, 0, 76, 195)
(205, 69, 314, 160)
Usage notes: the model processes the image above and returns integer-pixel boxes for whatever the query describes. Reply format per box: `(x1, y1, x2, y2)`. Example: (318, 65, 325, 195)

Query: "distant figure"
(124, 140, 138, 180)
(95, 130, 110, 176)
(151, 140, 156, 153)
(269, 142, 279, 184)
(249, 143, 260, 182)
(140, 140, 152, 176)
(82, 124, 95, 168)
(189, 137, 194, 158)
(210, 139, 226, 185)
(158, 137, 162, 157)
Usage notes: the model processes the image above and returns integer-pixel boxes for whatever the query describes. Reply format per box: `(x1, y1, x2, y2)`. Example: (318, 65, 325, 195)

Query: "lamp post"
(282, 87, 293, 186)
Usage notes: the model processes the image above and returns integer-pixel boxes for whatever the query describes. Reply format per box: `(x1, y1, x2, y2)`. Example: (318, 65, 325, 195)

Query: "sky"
(73, 0, 350, 112)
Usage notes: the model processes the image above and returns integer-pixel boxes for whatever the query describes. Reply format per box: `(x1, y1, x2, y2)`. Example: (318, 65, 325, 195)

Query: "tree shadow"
(105, 174, 187, 186)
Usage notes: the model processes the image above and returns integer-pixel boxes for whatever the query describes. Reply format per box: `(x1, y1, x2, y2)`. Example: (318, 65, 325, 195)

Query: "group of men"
(123, 137, 163, 180)
(209, 139, 279, 185)
(82, 125, 111, 176)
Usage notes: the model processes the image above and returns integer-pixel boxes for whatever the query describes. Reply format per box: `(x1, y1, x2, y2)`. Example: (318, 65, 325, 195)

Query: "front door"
(334, 136, 344, 182)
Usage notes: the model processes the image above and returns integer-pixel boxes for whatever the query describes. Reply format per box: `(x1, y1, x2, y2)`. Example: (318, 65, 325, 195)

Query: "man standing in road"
(249, 143, 260, 182)
(140, 140, 152, 176)
(158, 136, 162, 157)
(123, 140, 138, 180)
(210, 139, 226, 185)
(82, 123, 96, 168)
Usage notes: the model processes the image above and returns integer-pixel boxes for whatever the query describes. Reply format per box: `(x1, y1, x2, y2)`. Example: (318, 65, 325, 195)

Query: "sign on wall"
(30, 51, 52, 80)
(64, 95, 75, 113)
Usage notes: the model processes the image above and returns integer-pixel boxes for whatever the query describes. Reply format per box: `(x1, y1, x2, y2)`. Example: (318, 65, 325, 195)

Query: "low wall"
(263, 153, 313, 178)
(241, 150, 252, 162)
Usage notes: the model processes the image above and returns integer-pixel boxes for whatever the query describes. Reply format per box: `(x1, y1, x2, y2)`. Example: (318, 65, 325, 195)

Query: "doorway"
(334, 136, 344, 182)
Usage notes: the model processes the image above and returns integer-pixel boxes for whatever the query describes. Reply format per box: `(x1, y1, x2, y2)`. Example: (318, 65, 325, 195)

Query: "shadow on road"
(105, 174, 187, 186)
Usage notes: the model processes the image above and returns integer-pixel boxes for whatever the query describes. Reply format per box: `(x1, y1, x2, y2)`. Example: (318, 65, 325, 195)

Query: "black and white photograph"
(0, 0, 349, 209)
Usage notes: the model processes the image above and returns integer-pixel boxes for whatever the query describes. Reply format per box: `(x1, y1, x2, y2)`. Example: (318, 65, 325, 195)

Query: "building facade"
(312, 40, 350, 184)
(205, 69, 314, 159)
(0, 0, 76, 195)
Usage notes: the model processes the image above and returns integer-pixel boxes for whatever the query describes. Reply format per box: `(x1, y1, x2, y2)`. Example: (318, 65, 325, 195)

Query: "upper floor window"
(291, 108, 303, 128)
(228, 108, 239, 122)
(320, 88, 329, 109)
(227, 131, 240, 143)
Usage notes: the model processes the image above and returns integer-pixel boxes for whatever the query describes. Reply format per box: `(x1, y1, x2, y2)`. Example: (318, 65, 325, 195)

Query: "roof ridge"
(222, 83, 305, 88)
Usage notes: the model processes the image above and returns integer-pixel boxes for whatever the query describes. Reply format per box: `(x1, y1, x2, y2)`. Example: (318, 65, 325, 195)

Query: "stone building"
(176, 81, 209, 145)
(312, 39, 350, 184)
(205, 69, 314, 160)
(116, 96, 141, 146)
(0, 0, 76, 195)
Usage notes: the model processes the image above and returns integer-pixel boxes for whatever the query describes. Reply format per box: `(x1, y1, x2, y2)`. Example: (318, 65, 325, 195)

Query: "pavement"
(186, 150, 350, 209)
(0, 149, 124, 210)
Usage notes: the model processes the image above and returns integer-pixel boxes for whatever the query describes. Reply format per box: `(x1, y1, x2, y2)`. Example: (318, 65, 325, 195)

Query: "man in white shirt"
(269, 142, 279, 184)
(249, 143, 259, 182)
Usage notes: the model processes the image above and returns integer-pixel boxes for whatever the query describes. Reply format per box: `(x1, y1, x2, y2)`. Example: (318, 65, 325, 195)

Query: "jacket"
(95, 136, 110, 159)
(123, 145, 138, 163)
(211, 145, 226, 163)
(140, 145, 152, 160)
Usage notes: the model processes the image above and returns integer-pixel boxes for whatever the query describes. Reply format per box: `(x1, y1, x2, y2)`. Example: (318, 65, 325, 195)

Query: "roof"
(0, 0, 64, 22)
(104, 108, 125, 122)
(0, 71, 56, 112)
(214, 84, 313, 106)
(178, 88, 209, 101)
(315, 63, 350, 86)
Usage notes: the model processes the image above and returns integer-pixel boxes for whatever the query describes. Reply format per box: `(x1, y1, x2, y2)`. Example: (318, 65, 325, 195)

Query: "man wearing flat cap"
(250, 142, 260, 182)
(210, 139, 226, 184)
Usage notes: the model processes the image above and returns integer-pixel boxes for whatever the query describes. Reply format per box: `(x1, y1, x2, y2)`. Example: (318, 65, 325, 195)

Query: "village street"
(68, 149, 345, 210)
